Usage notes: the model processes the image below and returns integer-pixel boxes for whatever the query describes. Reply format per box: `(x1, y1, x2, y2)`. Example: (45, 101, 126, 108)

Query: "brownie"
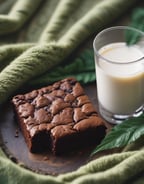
(12, 78, 106, 155)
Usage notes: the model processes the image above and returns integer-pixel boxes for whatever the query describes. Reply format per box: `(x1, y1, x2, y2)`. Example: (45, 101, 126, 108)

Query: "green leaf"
(125, 8, 144, 45)
(91, 114, 144, 156)
(29, 49, 96, 87)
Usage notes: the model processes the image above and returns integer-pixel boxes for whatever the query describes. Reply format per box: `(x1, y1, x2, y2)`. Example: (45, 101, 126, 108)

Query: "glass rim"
(93, 26, 144, 65)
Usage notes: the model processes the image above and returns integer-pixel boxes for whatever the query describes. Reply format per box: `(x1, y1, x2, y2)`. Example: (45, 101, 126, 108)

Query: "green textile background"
(0, 0, 144, 183)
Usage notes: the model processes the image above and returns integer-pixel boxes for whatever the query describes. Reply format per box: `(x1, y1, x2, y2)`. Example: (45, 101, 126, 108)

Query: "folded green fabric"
(29, 8, 144, 87)
(28, 49, 96, 87)
(0, 0, 138, 104)
(0, 0, 143, 184)
(0, 0, 42, 35)
(0, 148, 144, 184)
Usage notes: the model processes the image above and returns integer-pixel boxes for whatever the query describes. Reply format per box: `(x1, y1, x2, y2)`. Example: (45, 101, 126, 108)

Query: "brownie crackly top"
(12, 78, 106, 154)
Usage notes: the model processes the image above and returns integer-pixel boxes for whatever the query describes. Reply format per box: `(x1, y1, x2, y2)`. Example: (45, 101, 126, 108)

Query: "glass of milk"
(93, 26, 144, 124)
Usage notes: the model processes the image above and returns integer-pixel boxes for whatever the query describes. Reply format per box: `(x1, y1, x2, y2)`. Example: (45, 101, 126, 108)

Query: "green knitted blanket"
(0, 0, 144, 183)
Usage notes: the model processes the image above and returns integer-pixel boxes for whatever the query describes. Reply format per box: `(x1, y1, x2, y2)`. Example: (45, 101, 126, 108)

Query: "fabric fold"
(0, 0, 138, 104)
(0, 0, 143, 184)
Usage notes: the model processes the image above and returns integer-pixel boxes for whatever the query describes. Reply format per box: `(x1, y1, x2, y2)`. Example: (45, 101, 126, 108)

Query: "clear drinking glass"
(93, 26, 144, 124)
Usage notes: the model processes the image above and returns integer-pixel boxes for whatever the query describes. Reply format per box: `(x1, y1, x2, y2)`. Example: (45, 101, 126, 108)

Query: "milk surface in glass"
(96, 42, 144, 116)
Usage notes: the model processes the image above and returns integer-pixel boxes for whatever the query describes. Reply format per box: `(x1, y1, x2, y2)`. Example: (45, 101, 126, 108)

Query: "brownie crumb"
(14, 129, 19, 138)
(43, 156, 49, 161)
(9, 155, 17, 163)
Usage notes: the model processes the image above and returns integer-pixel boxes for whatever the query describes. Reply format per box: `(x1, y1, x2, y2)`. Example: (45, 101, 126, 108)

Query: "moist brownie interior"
(12, 78, 106, 155)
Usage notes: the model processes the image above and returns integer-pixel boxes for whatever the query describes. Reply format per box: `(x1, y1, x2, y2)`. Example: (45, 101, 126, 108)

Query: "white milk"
(96, 42, 144, 115)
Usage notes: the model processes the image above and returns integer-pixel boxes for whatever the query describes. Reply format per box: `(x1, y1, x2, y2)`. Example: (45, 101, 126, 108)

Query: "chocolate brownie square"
(12, 78, 106, 155)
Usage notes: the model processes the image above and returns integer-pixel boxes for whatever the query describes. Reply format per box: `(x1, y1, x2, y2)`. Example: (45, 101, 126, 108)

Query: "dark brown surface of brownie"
(12, 78, 106, 155)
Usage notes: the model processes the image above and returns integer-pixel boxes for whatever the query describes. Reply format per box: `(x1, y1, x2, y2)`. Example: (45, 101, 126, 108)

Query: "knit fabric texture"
(0, 0, 143, 184)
